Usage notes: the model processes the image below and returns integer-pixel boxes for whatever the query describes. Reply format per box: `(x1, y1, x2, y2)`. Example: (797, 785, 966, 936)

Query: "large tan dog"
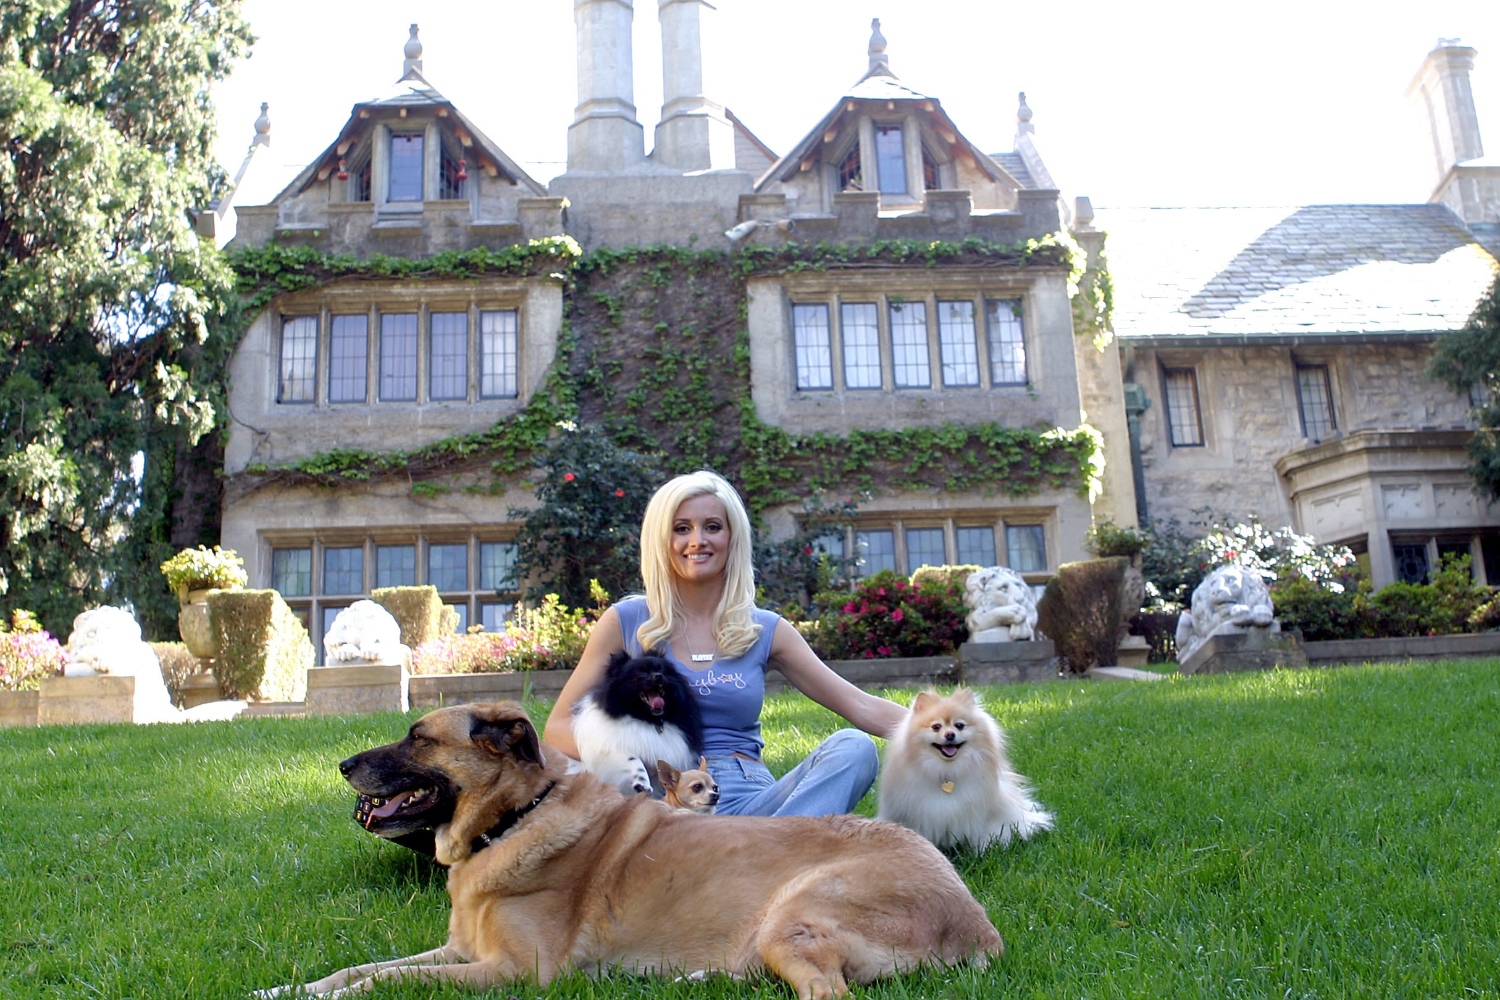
(266, 701, 1002, 999)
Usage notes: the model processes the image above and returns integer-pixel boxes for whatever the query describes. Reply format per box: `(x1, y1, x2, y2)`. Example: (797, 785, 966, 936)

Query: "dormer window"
(388, 133, 424, 202)
(874, 124, 906, 195)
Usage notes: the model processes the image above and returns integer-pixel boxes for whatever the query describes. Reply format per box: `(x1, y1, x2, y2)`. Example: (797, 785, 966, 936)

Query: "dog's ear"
(912, 691, 936, 713)
(656, 759, 680, 789)
(470, 713, 543, 765)
(952, 686, 979, 707)
(698, 755, 708, 771)
(604, 649, 633, 680)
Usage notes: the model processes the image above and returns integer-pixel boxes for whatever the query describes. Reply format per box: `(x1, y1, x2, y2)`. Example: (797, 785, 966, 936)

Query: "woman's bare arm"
(767, 619, 908, 738)
(542, 605, 626, 758)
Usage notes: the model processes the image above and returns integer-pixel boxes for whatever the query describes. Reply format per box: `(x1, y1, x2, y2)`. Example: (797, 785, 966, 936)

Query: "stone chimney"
(1408, 40, 1485, 188)
(1408, 40, 1499, 230)
(652, 0, 735, 171)
(567, 0, 645, 172)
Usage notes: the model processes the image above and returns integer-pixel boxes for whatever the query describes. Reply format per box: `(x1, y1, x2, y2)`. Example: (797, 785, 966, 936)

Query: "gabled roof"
(270, 70, 547, 203)
(1099, 204, 1500, 344)
(754, 22, 1011, 192)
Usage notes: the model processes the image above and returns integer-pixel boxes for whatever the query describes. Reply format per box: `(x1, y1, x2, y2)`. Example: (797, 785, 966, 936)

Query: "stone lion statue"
(963, 566, 1038, 642)
(64, 606, 177, 723)
(323, 600, 409, 666)
(1174, 563, 1277, 665)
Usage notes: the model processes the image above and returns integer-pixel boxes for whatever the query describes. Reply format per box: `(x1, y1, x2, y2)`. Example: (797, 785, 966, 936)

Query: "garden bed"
(1301, 630, 1500, 666)
(410, 668, 574, 708)
(0, 690, 38, 728)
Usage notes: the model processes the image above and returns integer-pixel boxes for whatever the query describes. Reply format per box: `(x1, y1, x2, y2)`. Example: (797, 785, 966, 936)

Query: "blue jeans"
(705, 729, 879, 817)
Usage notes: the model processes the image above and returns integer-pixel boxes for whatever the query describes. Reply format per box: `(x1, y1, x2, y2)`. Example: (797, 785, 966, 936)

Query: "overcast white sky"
(212, 0, 1500, 210)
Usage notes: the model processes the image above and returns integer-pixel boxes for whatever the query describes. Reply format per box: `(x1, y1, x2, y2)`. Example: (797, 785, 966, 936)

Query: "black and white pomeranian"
(572, 650, 705, 796)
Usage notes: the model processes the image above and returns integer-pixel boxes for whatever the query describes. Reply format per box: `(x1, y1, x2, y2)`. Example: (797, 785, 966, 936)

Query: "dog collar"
(470, 781, 556, 854)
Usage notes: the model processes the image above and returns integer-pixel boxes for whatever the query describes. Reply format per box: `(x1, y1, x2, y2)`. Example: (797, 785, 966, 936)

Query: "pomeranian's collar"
(470, 781, 556, 854)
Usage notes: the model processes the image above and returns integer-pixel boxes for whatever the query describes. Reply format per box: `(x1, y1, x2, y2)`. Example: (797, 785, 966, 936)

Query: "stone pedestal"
(37, 676, 135, 725)
(306, 664, 409, 716)
(1116, 635, 1151, 667)
(179, 669, 222, 709)
(1177, 629, 1308, 676)
(959, 640, 1059, 685)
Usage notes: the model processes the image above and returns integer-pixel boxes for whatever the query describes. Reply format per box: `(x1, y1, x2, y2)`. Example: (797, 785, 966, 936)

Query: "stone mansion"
(207, 5, 1500, 654)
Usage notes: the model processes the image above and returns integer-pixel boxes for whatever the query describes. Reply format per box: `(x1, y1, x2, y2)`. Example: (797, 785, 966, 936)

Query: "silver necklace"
(683, 629, 716, 663)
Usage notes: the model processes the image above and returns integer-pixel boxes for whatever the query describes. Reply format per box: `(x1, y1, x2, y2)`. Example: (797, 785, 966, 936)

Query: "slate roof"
(1097, 204, 1500, 344)
(988, 152, 1035, 189)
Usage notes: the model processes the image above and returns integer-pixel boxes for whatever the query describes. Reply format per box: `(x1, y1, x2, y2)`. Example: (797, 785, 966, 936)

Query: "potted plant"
(160, 546, 247, 661)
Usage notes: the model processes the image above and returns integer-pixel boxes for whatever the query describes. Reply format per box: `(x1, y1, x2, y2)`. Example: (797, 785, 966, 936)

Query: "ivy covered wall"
(222, 235, 1105, 515)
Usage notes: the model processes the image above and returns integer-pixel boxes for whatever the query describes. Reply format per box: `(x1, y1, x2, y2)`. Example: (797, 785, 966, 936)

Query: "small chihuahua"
(657, 757, 720, 814)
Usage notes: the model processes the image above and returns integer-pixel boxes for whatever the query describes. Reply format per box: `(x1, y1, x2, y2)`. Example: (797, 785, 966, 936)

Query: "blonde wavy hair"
(636, 470, 762, 658)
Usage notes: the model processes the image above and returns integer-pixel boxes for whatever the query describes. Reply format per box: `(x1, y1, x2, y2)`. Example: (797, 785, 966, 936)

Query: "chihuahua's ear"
(698, 755, 709, 771)
(656, 760, 681, 789)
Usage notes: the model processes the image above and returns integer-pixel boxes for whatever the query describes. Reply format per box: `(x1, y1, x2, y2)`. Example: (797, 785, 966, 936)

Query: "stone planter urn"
(177, 588, 218, 660)
(176, 587, 228, 707)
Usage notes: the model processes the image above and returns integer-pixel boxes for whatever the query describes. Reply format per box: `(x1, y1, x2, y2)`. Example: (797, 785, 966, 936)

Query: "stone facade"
(1126, 339, 1477, 533)
(1101, 39, 1500, 591)
(217, 16, 1500, 659)
(218, 13, 1121, 659)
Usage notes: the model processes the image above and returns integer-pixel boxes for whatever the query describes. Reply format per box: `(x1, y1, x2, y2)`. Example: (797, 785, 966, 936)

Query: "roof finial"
(402, 24, 423, 80)
(1016, 92, 1034, 135)
(867, 18, 893, 77)
(252, 102, 270, 147)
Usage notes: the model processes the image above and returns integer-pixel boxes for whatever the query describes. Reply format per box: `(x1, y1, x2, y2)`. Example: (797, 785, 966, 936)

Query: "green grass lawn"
(4, 661, 1500, 999)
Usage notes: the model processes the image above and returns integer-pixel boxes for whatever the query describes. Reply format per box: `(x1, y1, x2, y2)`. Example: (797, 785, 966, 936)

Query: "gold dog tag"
(941, 781, 955, 794)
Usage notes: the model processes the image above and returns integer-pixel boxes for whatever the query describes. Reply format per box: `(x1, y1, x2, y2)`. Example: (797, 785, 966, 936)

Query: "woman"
(544, 470, 907, 816)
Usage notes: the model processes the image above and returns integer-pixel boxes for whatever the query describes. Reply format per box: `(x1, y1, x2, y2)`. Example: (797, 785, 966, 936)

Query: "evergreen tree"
(0, 1, 252, 636)
(1429, 272, 1500, 501)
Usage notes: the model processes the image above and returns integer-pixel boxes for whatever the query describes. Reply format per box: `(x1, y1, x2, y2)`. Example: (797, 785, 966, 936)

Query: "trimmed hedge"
(1036, 557, 1128, 673)
(207, 589, 312, 701)
(372, 586, 458, 650)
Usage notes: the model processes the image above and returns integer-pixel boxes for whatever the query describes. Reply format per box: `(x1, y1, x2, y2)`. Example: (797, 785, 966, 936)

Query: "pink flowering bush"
(411, 630, 532, 675)
(0, 610, 68, 691)
(411, 592, 601, 674)
(806, 571, 966, 661)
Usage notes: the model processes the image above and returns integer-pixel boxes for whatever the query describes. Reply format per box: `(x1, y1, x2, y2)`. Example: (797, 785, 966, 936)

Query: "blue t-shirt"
(614, 596, 779, 759)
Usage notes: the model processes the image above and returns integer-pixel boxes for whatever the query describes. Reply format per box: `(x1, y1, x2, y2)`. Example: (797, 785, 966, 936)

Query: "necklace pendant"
(941, 780, 955, 794)
(690, 653, 715, 662)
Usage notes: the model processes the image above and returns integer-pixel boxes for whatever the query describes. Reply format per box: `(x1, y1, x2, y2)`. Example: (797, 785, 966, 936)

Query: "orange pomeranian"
(878, 688, 1053, 851)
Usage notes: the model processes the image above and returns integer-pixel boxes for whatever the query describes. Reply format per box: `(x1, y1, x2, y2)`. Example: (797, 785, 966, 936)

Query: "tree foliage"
(509, 425, 666, 608)
(1429, 270, 1500, 499)
(0, 1, 251, 635)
